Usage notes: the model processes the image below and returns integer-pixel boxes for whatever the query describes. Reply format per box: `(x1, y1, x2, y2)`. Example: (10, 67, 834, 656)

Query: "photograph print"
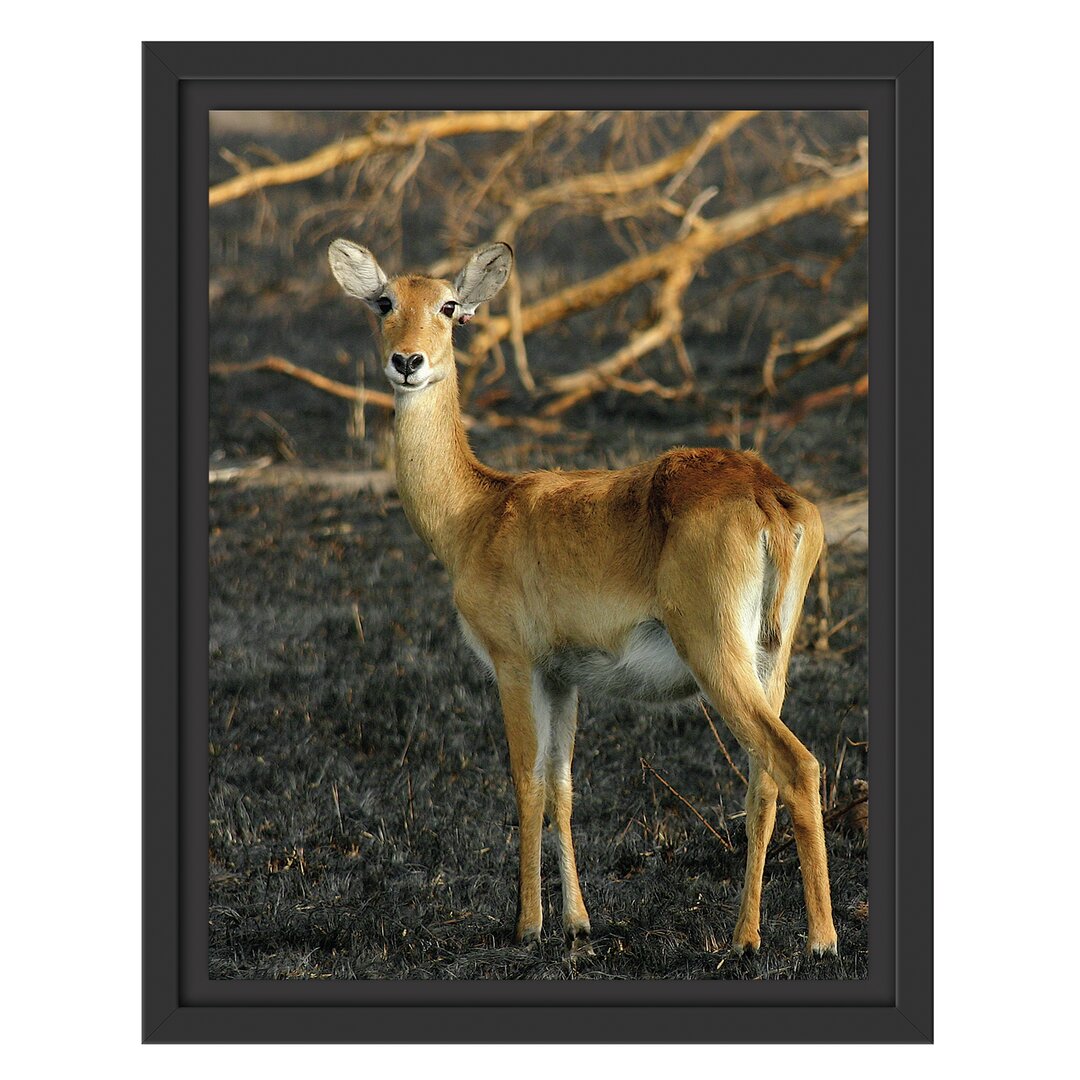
(207, 107, 870, 981)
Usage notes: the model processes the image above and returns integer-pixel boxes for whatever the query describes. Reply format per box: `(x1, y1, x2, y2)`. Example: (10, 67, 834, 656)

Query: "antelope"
(329, 239, 838, 957)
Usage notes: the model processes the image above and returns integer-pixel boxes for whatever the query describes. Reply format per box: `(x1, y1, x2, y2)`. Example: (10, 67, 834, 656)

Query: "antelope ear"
(454, 242, 513, 315)
(328, 240, 388, 304)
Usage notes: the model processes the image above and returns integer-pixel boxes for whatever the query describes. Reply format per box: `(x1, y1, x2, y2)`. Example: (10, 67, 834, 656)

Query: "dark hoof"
(516, 926, 542, 947)
(564, 926, 594, 958)
(730, 933, 764, 959)
(731, 939, 761, 957)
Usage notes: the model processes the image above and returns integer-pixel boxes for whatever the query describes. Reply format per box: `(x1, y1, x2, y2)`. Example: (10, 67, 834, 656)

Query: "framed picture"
(144, 41, 932, 1043)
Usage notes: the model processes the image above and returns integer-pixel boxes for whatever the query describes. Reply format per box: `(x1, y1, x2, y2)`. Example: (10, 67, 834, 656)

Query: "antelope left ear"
(328, 239, 388, 304)
(454, 242, 513, 317)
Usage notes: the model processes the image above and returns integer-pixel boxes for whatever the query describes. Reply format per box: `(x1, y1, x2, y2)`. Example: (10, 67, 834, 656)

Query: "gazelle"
(329, 239, 837, 957)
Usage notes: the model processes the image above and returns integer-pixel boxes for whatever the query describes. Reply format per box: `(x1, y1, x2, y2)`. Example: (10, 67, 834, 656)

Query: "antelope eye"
(376, 297, 392, 316)
(440, 301, 458, 318)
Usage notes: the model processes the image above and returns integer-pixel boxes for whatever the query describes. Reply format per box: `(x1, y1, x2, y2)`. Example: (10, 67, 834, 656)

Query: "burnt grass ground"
(208, 111, 869, 980)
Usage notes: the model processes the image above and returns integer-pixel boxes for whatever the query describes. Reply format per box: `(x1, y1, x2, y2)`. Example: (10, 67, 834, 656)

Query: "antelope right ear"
(454, 242, 513, 316)
(328, 240, 388, 304)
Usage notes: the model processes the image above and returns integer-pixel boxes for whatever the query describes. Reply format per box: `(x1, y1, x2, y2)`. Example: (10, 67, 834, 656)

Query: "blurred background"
(208, 110, 870, 981)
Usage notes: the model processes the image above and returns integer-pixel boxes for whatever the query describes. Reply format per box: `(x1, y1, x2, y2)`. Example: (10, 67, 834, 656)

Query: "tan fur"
(331, 243, 838, 955)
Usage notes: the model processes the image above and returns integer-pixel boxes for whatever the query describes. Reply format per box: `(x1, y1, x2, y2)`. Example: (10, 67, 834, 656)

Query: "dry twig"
(761, 302, 868, 396)
(700, 702, 748, 787)
(640, 757, 734, 851)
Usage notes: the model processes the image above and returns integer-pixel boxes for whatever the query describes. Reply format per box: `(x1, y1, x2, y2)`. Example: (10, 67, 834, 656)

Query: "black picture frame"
(144, 41, 932, 1044)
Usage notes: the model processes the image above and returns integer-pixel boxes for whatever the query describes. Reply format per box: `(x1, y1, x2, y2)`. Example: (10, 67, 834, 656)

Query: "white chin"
(386, 374, 431, 393)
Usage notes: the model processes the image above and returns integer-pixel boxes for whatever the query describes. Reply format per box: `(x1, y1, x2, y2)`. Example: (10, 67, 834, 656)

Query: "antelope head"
(328, 240, 513, 394)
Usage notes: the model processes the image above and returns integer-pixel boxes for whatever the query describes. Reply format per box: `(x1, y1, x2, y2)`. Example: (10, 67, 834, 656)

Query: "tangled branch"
(211, 110, 869, 440)
(762, 303, 869, 396)
(209, 111, 561, 207)
(468, 158, 868, 360)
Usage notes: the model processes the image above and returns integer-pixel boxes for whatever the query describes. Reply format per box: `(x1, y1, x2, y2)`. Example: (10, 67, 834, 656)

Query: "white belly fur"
(541, 620, 699, 703)
(459, 616, 699, 703)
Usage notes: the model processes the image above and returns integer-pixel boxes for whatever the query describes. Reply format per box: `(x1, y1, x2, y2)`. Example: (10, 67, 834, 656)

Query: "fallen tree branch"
(209, 455, 274, 483)
(425, 113, 757, 283)
(209, 110, 559, 206)
(709, 373, 869, 439)
(469, 157, 869, 359)
(818, 490, 868, 552)
(210, 355, 396, 410)
(542, 261, 697, 416)
(208, 354, 565, 435)
(496, 110, 758, 239)
(209, 463, 397, 495)
(479, 411, 562, 435)
(605, 374, 694, 401)
(762, 302, 869, 395)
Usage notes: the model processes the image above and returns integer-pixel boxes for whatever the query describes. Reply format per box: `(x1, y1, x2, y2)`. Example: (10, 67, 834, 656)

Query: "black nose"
(391, 353, 425, 377)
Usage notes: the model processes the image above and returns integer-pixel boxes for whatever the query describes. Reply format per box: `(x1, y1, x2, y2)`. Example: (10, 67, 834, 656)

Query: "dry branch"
(209, 455, 273, 483)
(210, 355, 396, 410)
(640, 757, 734, 850)
(542, 261, 697, 416)
(208, 463, 397, 495)
(479, 411, 562, 435)
(701, 702, 748, 787)
(605, 375, 694, 401)
(209, 354, 563, 436)
(762, 302, 868, 395)
(495, 110, 759, 238)
(213, 116, 869, 453)
(818, 490, 868, 552)
(469, 158, 869, 359)
(209, 111, 560, 207)
(709, 373, 869, 439)
(505, 274, 535, 393)
(422, 112, 755, 281)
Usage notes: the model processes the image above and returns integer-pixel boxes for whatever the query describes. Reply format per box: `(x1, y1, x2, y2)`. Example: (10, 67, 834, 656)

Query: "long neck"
(392, 367, 501, 575)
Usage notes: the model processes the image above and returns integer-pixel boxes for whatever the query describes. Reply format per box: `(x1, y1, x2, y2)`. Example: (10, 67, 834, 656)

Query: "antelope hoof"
(808, 935, 838, 957)
(731, 926, 761, 955)
(516, 924, 542, 947)
(731, 938, 760, 956)
(564, 925, 594, 958)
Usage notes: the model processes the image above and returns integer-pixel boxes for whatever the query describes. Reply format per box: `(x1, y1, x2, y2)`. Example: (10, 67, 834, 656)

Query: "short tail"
(760, 523, 798, 653)
(758, 490, 821, 653)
